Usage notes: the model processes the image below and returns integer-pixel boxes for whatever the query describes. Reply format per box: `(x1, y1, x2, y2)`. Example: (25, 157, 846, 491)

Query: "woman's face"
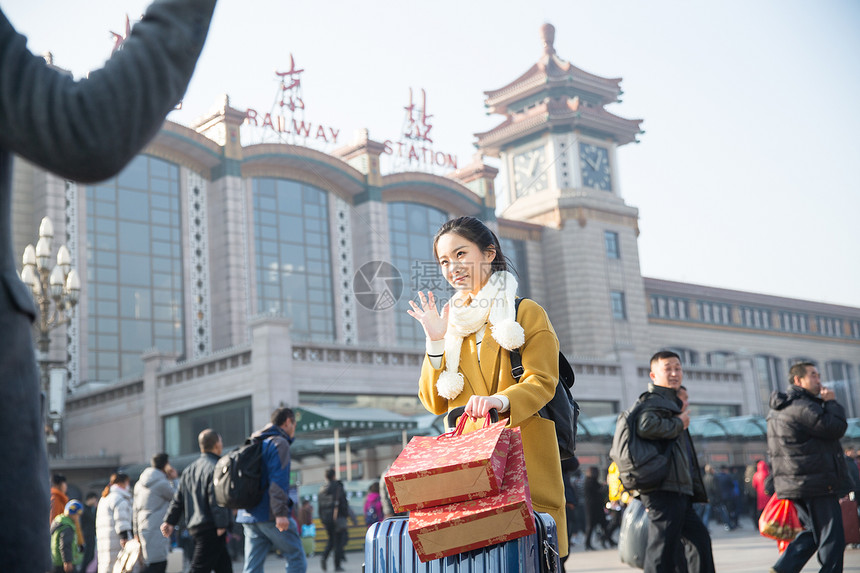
(435, 232, 496, 295)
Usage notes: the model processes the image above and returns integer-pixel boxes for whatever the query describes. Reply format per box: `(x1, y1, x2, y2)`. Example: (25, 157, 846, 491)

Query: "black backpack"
(213, 436, 265, 510)
(510, 298, 579, 460)
(609, 396, 671, 492)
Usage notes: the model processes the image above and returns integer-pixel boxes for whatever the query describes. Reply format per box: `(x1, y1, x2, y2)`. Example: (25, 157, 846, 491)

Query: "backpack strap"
(510, 298, 526, 381)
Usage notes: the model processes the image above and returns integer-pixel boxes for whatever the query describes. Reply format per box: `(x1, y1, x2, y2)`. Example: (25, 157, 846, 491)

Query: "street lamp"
(20, 216, 80, 454)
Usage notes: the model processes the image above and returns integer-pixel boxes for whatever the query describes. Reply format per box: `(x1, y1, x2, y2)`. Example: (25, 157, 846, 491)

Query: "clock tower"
(476, 23, 651, 362)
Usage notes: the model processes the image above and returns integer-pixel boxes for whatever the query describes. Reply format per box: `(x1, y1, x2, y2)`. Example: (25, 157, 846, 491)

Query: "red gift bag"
(384, 414, 511, 513)
(407, 427, 536, 562)
(758, 494, 802, 542)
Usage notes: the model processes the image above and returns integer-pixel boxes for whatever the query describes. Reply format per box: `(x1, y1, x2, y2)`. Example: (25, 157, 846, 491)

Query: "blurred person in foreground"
(0, 0, 216, 569)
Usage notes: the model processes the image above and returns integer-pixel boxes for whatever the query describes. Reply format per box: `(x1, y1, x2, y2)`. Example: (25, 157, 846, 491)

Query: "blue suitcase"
(363, 512, 561, 572)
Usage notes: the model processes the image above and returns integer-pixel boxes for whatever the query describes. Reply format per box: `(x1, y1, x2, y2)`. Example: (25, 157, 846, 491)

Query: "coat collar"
(646, 383, 681, 411)
(458, 334, 491, 398)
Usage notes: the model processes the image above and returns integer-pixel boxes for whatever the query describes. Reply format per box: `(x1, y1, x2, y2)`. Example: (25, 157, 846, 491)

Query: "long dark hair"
(432, 216, 510, 274)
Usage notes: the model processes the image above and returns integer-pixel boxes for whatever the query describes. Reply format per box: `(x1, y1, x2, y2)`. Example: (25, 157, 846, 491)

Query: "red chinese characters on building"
(276, 54, 305, 113)
(383, 88, 457, 170)
(403, 88, 433, 143)
(110, 15, 132, 55)
(244, 54, 340, 145)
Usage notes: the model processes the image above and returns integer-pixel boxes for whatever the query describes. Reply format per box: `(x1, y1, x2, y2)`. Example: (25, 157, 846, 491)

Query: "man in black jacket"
(637, 351, 713, 573)
(0, 2, 216, 569)
(767, 362, 847, 573)
(162, 429, 233, 573)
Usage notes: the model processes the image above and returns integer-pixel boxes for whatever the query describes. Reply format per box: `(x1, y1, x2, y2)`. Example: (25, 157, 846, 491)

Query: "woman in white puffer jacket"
(96, 472, 133, 573)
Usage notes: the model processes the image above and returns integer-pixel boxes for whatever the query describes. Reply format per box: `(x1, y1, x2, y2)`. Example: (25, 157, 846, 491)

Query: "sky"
(4, 0, 860, 308)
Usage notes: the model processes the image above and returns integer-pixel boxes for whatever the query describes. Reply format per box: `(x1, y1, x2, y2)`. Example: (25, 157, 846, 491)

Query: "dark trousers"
(321, 521, 347, 568)
(640, 491, 715, 573)
(585, 511, 608, 548)
(142, 561, 168, 573)
(772, 495, 844, 573)
(189, 528, 232, 573)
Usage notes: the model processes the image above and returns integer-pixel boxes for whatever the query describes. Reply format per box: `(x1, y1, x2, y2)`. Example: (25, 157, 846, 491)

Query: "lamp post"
(20, 216, 80, 455)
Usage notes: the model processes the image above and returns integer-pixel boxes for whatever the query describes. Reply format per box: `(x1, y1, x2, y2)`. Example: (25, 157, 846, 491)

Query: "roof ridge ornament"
(540, 23, 556, 56)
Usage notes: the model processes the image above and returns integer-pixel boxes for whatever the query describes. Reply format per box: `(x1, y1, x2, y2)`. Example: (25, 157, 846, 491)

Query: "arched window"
(754, 355, 783, 395)
(252, 178, 335, 342)
(826, 361, 855, 417)
(665, 347, 699, 366)
(85, 155, 185, 381)
(707, 351, 734, 369)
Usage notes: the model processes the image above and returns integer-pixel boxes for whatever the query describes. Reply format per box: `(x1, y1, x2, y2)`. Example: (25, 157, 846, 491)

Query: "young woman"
(407, 216, 567, 557)
(95, 472, 132, 573)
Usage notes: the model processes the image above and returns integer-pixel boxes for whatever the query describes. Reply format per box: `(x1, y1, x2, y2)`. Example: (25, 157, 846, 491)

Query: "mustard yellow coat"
(418, 298, 568, 556)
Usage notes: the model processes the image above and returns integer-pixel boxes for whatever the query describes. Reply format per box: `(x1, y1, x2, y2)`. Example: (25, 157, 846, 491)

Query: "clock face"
(512, 147, 548, 197)
(579, 143, 612, 191)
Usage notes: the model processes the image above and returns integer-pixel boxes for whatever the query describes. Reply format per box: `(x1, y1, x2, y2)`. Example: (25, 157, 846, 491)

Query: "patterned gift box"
(384, 420, 511, 513)
(407, 427, 536, 562)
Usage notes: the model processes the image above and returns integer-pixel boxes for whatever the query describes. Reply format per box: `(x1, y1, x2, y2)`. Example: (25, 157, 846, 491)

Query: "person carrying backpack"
(363, 482, 383, 527)
(407, 216, 568, 559)
(51, 500, 84, 573)
(236, 408, 306, 573)
(318, 468, 351, 572)
(620, 351, 713, 573)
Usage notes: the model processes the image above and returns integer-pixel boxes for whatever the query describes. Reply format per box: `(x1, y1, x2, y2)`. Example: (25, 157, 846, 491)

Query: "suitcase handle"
(445, 406, 499, 431)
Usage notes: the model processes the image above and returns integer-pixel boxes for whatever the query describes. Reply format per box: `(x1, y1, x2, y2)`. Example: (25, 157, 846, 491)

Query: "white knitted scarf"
(436, 270, 525, 400)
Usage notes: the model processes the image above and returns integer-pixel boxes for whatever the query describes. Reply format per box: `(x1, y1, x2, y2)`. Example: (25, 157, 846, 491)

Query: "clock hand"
(585, 156, 599, 171)
(528, 153, 539, 176)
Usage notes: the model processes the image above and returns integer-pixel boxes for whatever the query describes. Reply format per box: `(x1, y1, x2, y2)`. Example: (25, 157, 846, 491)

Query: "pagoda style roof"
(475, 23, 643, 154)
(475, 96, 643, 156)
(483, 55, 622, 115)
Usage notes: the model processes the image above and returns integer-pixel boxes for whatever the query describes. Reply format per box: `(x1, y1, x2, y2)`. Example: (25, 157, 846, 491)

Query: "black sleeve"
(164, 485, 184, 527)
(59, 525, 75, 563)
(0, 0, 216, 182)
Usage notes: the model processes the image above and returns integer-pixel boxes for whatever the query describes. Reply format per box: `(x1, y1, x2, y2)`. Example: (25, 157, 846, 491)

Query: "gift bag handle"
(444, 406, 499, 435)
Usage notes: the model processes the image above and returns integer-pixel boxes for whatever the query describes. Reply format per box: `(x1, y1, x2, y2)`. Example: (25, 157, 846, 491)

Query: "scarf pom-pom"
(437, 370, 465, 400)
(491, 319, 525, 351)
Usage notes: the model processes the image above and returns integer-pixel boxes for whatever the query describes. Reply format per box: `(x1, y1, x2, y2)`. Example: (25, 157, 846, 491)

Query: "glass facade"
(163, 397, 252, 455)
(388, 202, 449, 348)
(253, 178, 335, 342)
(500, 237, 530, 298)
(85, 155, 185, 381)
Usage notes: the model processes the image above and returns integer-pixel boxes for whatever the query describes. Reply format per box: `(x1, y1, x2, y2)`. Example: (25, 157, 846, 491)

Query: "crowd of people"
(47, 407, 393, 573)
(561, 356, 856, 573)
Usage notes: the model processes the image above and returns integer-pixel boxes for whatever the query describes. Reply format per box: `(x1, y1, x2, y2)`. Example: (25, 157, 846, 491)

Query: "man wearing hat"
(51, 500, 84, 573)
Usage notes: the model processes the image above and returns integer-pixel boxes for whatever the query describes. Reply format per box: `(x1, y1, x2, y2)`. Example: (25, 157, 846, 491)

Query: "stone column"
(248, 316, 295, 428)
(141, 350, 179, 460)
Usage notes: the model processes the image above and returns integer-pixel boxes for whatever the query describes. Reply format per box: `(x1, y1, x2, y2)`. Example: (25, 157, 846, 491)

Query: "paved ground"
(242, 521, 860, 572)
